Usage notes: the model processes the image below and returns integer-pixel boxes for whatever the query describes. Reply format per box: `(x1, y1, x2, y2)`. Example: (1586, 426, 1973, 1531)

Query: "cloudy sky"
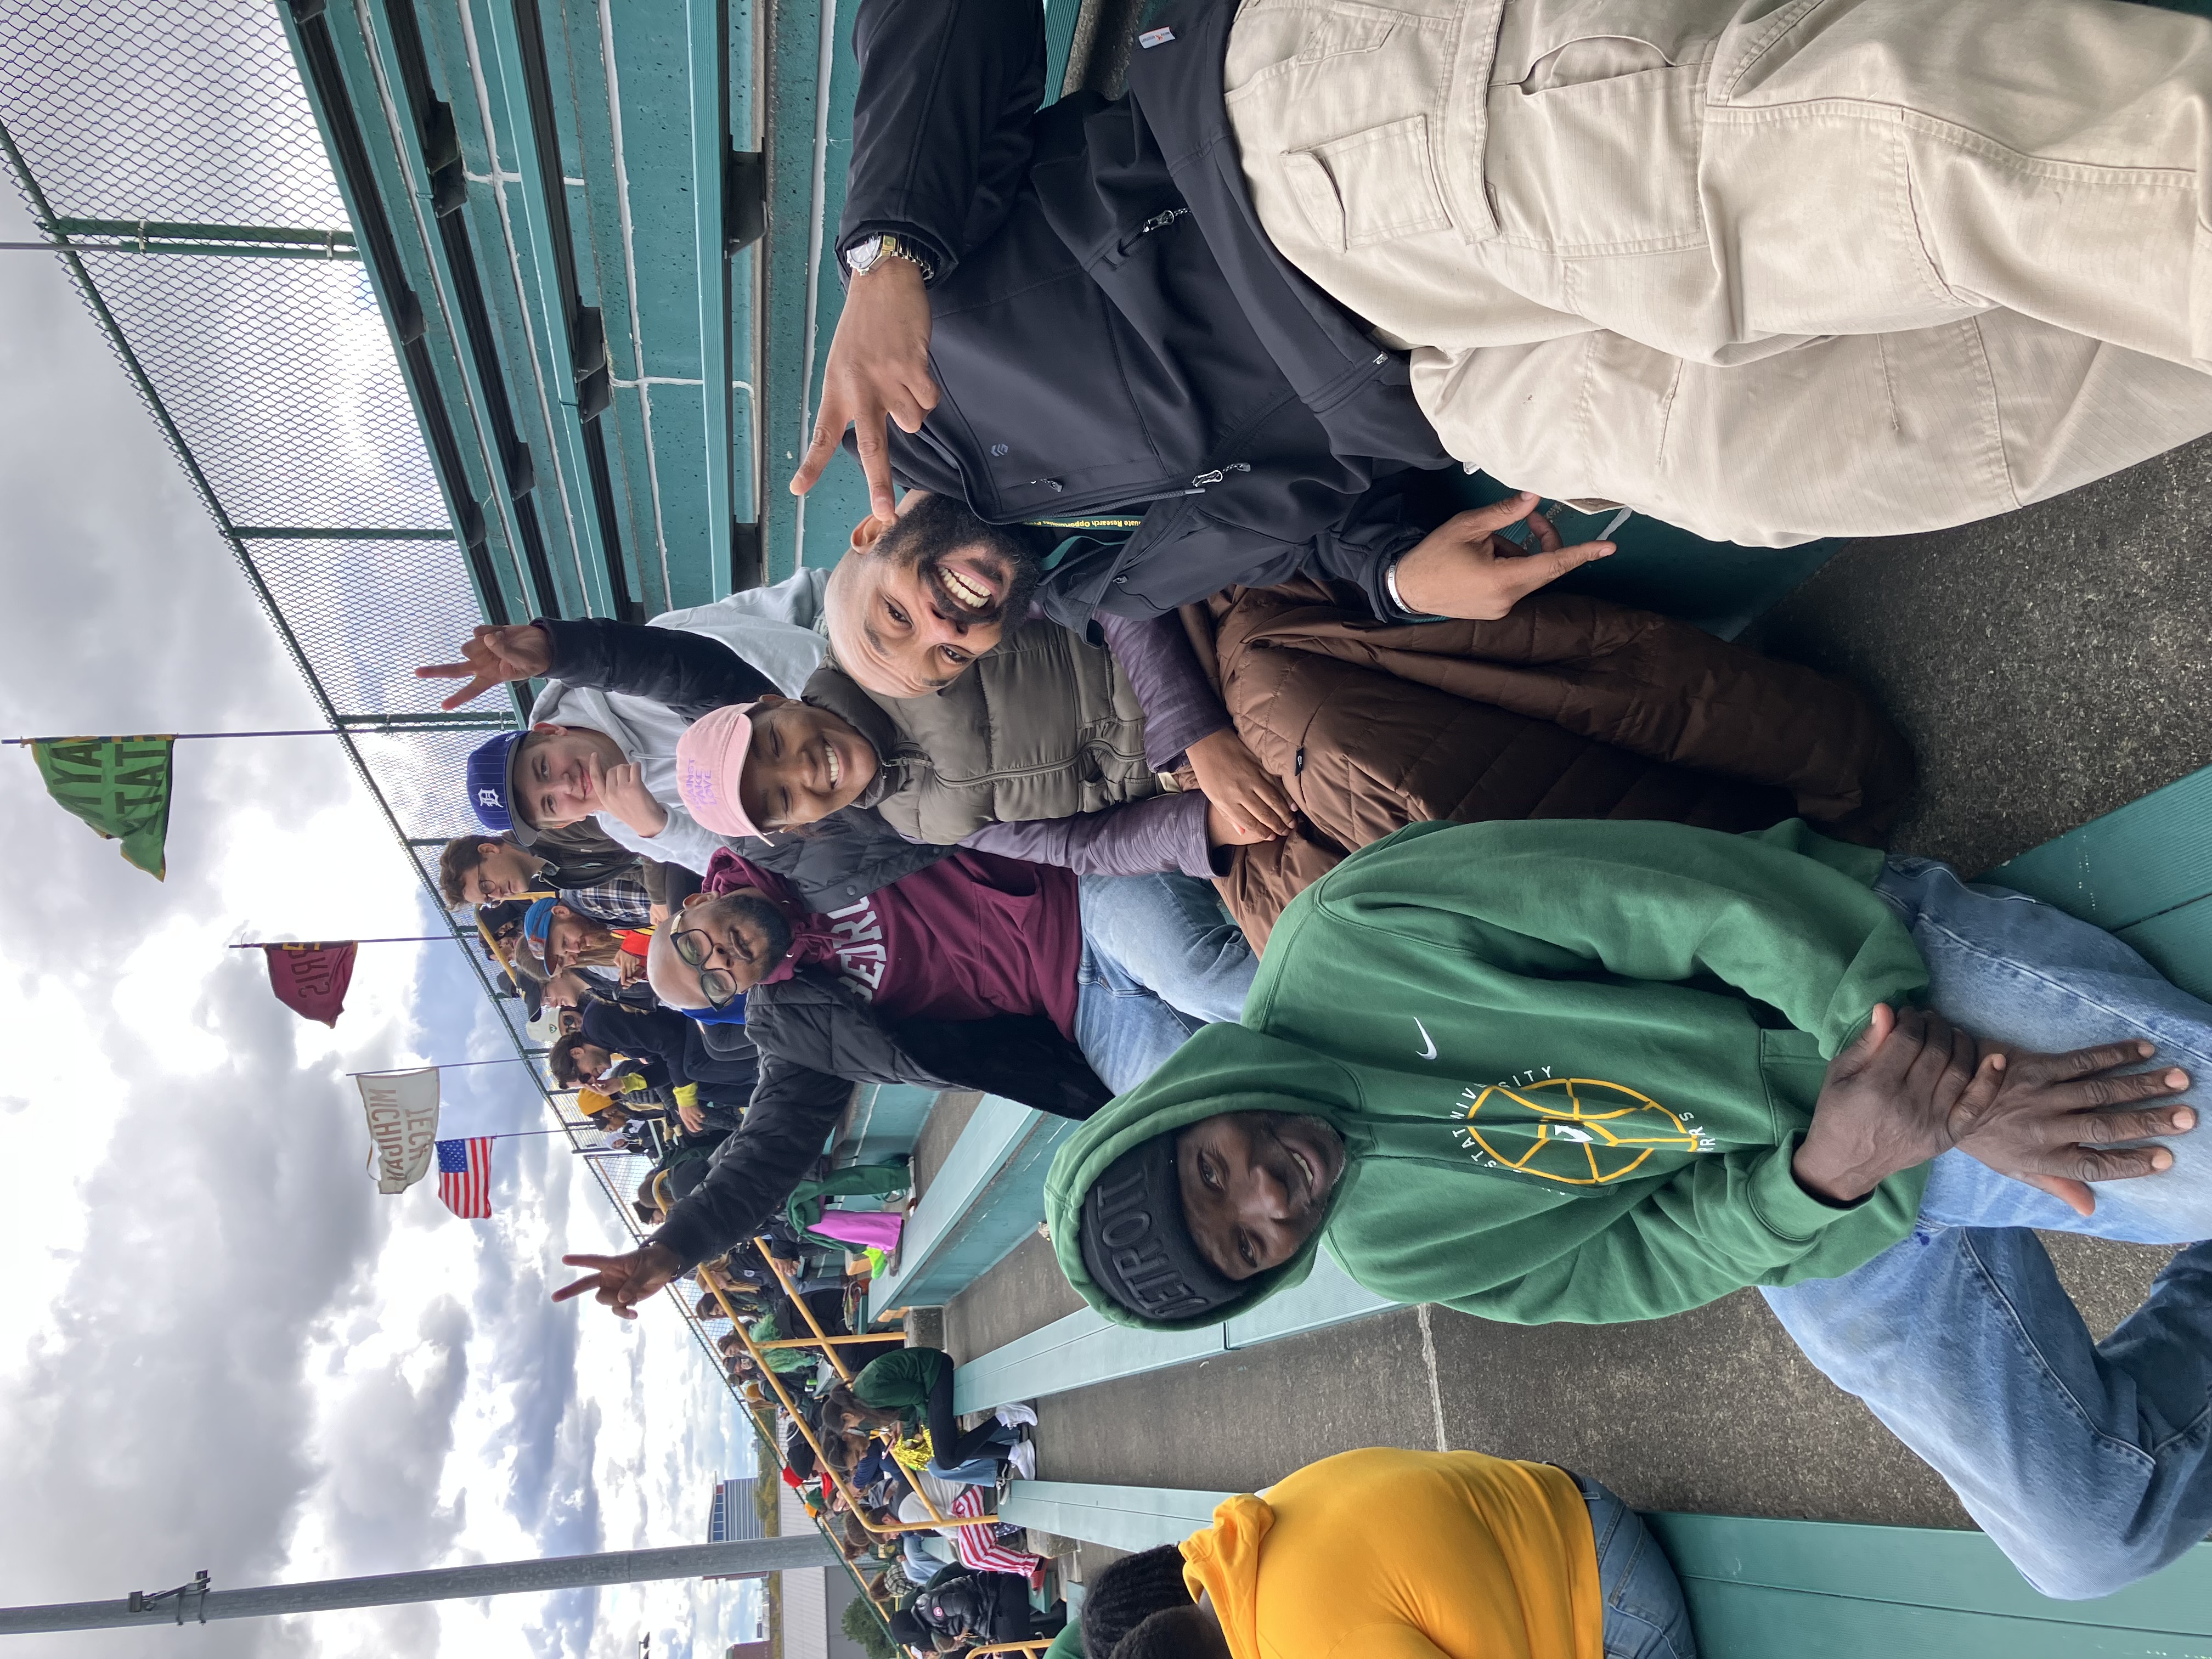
(0, 191, 757, 1656)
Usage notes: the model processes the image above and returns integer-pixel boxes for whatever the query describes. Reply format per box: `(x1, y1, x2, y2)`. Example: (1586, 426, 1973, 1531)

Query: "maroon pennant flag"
(262, 942, 359, 1027)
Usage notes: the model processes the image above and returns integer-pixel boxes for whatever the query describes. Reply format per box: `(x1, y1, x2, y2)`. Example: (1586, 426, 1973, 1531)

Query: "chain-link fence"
(0, 0, 665, 1304)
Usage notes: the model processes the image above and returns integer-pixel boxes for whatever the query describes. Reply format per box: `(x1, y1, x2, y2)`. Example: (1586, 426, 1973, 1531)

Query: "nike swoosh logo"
(1413, 1017, 1437, 1061)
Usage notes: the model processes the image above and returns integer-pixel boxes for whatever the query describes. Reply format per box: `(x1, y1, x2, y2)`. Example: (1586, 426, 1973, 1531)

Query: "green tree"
(842, 1595, 896, 1659)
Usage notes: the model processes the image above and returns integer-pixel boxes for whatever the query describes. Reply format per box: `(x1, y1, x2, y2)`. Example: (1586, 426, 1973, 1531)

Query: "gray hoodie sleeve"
(960, 792, 1215, 878)
(1096, 611, 1229, 771)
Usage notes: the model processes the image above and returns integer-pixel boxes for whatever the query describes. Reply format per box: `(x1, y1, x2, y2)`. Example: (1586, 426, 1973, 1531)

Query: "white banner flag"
(356, 1068, 442, 1194)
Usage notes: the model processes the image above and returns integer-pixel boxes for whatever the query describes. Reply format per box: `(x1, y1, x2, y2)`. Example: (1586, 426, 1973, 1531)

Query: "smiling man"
(554, 840, 1259, 1324)
(423, 569, 832, 874)
(1045, 816, 2212, 1602)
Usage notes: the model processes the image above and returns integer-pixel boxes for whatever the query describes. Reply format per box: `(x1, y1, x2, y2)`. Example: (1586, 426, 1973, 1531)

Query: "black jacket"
(535, 615, 952, 907)
(649, 967, 1111, 1269)
(579, 995, 760, 1110)
(839, 0, 1449, 626)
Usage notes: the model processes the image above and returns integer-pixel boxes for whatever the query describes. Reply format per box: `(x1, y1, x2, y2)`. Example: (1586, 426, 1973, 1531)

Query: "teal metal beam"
(999, 1482, 2212, 1656)
(300, 0, 539, 624)
(479, 0, 620, 616)
(953, 1254, 1388, 1414)
(689, 0, 734, 595)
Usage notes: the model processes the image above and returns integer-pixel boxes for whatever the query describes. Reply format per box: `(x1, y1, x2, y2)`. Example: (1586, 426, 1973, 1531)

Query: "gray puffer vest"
(806, 617, 1158, 843)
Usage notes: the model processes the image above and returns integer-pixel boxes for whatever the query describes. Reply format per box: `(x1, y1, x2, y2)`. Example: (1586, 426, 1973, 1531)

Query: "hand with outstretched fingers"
(1956, 1037, 2194, 1215)
(597, 758, 668, 839)
(1187, 727, 1295, 839)
(1390, 492, 1615, 620)
(415, 623, 554, 710)
(1793, 1003, 2193, 1212)
(788, 259, 936, 524)
(554, 1242, 682, 1320)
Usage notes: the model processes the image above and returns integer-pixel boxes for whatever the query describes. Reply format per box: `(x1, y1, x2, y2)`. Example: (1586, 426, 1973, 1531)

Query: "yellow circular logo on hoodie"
(1460, 1077, 1706, 1184)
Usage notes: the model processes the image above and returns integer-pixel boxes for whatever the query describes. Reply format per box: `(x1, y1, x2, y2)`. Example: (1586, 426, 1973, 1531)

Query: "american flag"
(435, 1137, 494, 1219)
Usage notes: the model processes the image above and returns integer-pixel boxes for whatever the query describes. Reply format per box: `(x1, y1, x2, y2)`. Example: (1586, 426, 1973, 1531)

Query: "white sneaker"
(1006, 1436, 1038, 1481)
(995, 1402, 1039, 1429)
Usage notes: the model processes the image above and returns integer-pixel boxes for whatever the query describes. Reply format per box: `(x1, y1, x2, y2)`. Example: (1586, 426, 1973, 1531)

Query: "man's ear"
(680, 890, 712, 911)
(531, 721, 563, 735)
(849, 515, 888, 553)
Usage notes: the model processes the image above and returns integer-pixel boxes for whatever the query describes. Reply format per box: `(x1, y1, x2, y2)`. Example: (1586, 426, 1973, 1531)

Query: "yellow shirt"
(1178, 1448, 1602, 1659)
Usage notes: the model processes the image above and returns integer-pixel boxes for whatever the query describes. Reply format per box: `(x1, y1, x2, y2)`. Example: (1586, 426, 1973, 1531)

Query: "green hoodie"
(1045, 819, 1934, 1330)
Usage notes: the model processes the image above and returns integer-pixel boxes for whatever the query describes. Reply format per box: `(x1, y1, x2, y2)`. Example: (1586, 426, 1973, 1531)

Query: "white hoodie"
(529, 568, 828, 873)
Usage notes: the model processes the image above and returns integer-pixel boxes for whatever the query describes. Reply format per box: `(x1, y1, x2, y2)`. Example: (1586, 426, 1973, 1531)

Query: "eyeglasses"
(673, 924, 742, 1009)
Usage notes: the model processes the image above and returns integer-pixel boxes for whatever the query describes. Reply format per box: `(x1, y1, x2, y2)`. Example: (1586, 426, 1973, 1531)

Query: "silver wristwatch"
(844, 233, 935, 283)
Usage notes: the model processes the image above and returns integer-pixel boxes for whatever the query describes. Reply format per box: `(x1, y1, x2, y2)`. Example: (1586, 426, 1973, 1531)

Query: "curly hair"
(1082, 1545, 1196, 1659)
(547, 1031, 596, 1086)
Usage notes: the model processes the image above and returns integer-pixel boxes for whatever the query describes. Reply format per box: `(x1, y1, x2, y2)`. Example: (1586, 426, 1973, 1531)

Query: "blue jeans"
(1073, 872, 1257, 1094)
(1763, 857, 2212, 1600)
(929, 1420, 1018, 1486)
(1570, 1474, 1697, 1659)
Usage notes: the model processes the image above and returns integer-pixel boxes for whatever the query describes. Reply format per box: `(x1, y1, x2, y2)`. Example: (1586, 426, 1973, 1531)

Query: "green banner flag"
(29, 736, 176, 880)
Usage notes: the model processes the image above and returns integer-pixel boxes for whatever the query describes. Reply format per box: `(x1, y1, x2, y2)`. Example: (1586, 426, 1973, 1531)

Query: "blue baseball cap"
(465, 731, 537, 843)
(521, 896, 556, 951)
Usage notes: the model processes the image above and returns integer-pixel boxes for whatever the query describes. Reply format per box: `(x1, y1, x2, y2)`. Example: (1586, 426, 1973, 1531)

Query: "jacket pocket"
(1284, 114, 1452, 251)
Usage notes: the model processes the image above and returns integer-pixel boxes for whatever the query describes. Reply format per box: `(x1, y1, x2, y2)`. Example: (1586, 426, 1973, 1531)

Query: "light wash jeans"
(1569, 1474, 1697, 1659)
(1764, 857, 2212, 1601)
(1073, 872, 1257, 1094)
(929, 1420, 1019, 1487)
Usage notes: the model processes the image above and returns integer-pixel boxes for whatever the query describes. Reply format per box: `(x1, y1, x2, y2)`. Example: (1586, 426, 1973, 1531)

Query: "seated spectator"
(821, 502, 1911, 949)
(1194, 572, 1911, 947)
(550, 842, 1250, 1311)
(523, 898, 648, 980)
(681, 491, 1291, 875)
(421, 573, 945, 905)
(746, 1306, 825, 1382)
(560, 990, 762, 1133)
(438, 831, 658, 926)
(896, 1563, 1062, 1653)
(1079, 1447, 1685, 1659)
(1049, 818, 2212, 1600)
(822, 1347, 1038, 1485)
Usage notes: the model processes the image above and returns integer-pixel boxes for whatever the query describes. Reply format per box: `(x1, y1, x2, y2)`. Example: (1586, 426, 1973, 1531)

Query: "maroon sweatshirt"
(702, 848, 1082, 1037)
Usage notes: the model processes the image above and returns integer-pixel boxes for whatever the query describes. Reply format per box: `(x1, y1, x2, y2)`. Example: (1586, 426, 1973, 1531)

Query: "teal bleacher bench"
(999, 1481, 2212, 1659)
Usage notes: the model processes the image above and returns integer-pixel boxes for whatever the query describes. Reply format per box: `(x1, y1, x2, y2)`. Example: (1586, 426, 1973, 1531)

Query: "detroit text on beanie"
(1078, 1134, 1242, 1324)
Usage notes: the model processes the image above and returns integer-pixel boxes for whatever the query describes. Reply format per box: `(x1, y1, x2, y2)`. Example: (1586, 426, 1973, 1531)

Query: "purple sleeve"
(1096, 610, 1229, 771)
(960, 792, 1214, 878)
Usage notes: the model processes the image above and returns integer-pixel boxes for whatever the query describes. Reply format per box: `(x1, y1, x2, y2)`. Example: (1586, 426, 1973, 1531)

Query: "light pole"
(0, 1535, 838, 1635)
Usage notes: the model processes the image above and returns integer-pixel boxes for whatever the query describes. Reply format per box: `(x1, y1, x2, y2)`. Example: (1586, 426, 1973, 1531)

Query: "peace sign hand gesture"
(415, 623, 555, 710)
(552, 1242, 681, 1320)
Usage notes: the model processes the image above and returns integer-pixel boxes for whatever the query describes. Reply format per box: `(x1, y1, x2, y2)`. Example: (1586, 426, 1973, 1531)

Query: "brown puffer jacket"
(1201, 578, 1914, 949)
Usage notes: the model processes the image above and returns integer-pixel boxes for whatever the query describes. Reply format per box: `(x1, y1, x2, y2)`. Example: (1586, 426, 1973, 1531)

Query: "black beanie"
(1078, 1135, 1241, 1323)
(1081, 1544, 1195, 1659)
